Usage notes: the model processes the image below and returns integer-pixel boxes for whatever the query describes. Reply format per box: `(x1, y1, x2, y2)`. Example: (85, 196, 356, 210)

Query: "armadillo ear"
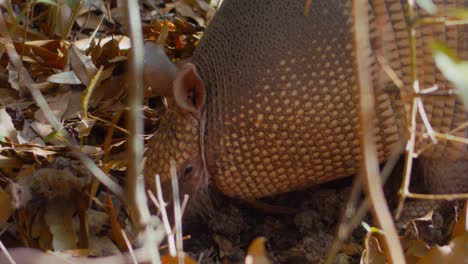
(143, 42, 177, 98)
(173, 63, 206, 114)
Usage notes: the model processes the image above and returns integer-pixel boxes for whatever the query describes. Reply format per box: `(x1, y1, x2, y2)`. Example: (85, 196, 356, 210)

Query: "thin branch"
(325, 140, 405, 264)
(406, 192, 468, 200)
(122, 0, 150, 230)
(352, 1, 405, 262)
(62, 0, 81, 40)
(148, 175, 177, 256)
(170, 160, 184, 263)
(396, 98, 418, 218)
(121, 230, 138, 264)
(0, 240, 16, 264)
(121, 0, 160, 263)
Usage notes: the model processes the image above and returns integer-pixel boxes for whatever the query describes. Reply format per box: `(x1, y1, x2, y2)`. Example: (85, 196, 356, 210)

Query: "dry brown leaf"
(0, 89, 19, 106)
(417, 233, 468, 264)
(75, 117, 96, 137)
(11, 144, 59, 158)
(402, 239, 430, 263)
(0, 108, 17, 141)
(62, 91, 86, 120)
(0, 155, 22, 169)
(162, 1, 205, 26)
(91, 38, 121, 67)
(341, 242, 363, 256)
(34, 91, 72, 123)
(69, 45, 98, 86)
(46, 71, 82, 85)
(76, 13, 106, 31)
(55, 0, 72, 37)
(14, 40, 68, 70)
(44, 198, 77, 251)
(361, 231, 387, 264)
(21, 121, 49, 145)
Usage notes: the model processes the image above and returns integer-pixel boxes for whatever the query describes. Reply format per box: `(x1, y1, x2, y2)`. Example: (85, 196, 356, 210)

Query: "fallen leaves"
(361, 201, 468, 264)
(0, 0, 208, 261)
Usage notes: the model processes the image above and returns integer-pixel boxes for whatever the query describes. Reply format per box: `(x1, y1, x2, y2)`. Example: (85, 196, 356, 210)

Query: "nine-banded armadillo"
(143, 0, 468, 201)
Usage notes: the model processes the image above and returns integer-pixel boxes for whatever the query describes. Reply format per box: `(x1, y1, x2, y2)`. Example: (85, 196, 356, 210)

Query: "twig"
(122, 0, 149, 230)
(407, 192, 468, 200)
(180, 194, 189, 215)
(170, 160, 184, 264)
(121, 230, 138, 264)
(0, 240, 16, 264)
(352, 1, 405, 263)
(377, 56, 403, 89)
(121, 0, 160, 263)
(416, 17, 468, 26)
(148, 175, 177, 256)
(396, 94, 419, 219)
(88, 113, 130, 135)
(62, 0, 81, 40)
(325, 140, 405, 264)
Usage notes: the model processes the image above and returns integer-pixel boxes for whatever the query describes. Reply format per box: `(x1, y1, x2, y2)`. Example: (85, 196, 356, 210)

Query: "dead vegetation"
(0, 0, 467, 263)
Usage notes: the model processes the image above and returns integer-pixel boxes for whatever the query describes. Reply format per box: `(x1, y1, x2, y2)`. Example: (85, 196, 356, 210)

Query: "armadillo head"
(143, 43, 207, 203)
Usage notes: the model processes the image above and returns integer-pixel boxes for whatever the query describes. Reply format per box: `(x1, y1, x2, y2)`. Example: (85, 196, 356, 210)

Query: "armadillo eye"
(183, 165, 193, 178)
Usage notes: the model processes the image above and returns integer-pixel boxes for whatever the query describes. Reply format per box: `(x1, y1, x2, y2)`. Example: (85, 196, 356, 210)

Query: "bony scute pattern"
(193, 0, 399, 198)
(144, 0, 468, 200)
(144, 107, 205, 197)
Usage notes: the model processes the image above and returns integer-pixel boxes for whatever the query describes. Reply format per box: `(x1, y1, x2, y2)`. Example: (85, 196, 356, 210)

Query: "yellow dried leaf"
(418, 233, 468, 264)
(161, 253, 197, 264)
(0, 191, 12, 225)
(452, 201, 467, 238)
(245, 237, 271, 264)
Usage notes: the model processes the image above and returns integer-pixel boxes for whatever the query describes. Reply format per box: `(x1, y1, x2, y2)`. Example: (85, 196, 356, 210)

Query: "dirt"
(181, 178, 364, 263)
(178, 160, 462, 264)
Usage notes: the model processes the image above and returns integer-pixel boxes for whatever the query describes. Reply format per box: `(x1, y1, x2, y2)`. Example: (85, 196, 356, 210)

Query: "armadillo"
(143, 0, 468, 201)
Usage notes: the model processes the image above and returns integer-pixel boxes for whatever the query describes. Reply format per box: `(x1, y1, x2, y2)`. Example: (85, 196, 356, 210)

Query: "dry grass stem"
(325, 140, 405, 264)
(416, 17, 468, 26)
(352, 0, 405, 262)
(121, 230, 138, 264)
(149, 174, 177, 256)
(121, 0, 163, 262)
(396, 95, 419, 219)
(84, 14, 105, 47)
(397, 0, 419, 219)
(88, 114, 130, 135)
(0, 240, 15, 264)
(407, 192, 468, 200)
(398, 0, 468, 217)
(169, 160, 185, 263)
(180, 195, 189, 216)
(62, 0, 81, 40)
(376, 56, 403, 89)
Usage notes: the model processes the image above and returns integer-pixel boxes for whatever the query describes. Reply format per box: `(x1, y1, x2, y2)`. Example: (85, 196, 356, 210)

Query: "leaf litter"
(0, 1, 466, 264)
